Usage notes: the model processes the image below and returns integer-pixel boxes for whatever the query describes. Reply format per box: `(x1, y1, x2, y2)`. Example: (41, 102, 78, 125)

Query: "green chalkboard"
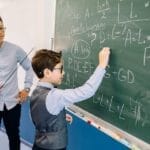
(54, 0, 150, 144)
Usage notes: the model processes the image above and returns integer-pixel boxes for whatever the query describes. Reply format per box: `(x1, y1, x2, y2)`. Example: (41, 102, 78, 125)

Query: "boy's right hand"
(99, 47, 110, 69)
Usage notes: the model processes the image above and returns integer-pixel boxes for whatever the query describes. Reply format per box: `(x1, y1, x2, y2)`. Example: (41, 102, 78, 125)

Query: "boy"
(30, 47, 110, 150)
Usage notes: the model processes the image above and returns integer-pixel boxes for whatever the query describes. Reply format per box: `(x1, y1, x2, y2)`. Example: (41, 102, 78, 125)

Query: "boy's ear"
(43, 68, 52, 77)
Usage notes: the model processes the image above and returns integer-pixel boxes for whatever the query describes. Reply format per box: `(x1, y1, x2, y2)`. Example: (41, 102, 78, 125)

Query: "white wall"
(43, 0, 56, 49)
(0, 0, 56, 89)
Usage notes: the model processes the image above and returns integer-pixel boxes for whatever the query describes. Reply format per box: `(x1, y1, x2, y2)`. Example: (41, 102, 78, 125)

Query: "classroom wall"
(0, 0, 56, 49)
(0, 0, 56, 89)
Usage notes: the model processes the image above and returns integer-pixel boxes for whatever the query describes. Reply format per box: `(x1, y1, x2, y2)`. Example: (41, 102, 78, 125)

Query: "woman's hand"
(17, 89, 29, 103)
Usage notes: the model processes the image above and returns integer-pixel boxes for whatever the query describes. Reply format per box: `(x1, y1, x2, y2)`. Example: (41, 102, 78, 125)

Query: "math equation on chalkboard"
(55, 0, 150, 144)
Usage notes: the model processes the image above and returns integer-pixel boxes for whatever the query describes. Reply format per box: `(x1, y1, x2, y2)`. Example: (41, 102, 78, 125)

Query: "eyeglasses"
(53, 65, 64, 73)
(0, 27, 6, 31)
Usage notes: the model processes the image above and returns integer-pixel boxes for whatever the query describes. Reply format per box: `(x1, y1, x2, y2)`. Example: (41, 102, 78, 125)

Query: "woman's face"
(0, 21, 5, 46)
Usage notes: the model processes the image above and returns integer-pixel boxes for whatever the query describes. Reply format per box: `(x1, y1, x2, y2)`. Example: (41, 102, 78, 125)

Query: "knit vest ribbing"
(30, 86, 67, 149)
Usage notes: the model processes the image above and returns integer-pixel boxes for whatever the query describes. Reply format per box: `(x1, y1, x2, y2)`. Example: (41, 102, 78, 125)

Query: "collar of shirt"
(37, 82, 54, 89)
(0, 41, 5, 49)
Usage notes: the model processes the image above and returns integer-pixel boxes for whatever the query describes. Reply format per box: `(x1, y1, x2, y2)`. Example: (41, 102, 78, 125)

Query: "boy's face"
(49, 62, 64, 85)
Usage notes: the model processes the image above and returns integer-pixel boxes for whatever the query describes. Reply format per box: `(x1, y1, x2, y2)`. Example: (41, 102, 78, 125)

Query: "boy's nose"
(62, 70, 65, 76)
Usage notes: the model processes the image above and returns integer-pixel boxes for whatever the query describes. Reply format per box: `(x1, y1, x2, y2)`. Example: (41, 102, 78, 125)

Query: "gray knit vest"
(30, 86, 67, 149)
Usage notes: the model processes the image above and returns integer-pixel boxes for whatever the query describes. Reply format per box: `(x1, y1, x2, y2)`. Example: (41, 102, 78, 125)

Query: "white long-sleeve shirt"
(0, 41, 33, 110)
(37, 66, 105, 115)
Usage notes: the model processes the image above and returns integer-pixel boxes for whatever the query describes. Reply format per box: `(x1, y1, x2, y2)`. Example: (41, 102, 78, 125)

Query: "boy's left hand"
(66, 114, 73, 124)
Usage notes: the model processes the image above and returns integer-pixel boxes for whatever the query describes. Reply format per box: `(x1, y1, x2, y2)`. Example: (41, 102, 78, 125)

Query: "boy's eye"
(53, 65, 63, 73)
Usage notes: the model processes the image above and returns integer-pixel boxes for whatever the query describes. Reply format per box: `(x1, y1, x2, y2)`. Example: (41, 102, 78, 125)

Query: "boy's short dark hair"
(32, 49, 62, 78)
